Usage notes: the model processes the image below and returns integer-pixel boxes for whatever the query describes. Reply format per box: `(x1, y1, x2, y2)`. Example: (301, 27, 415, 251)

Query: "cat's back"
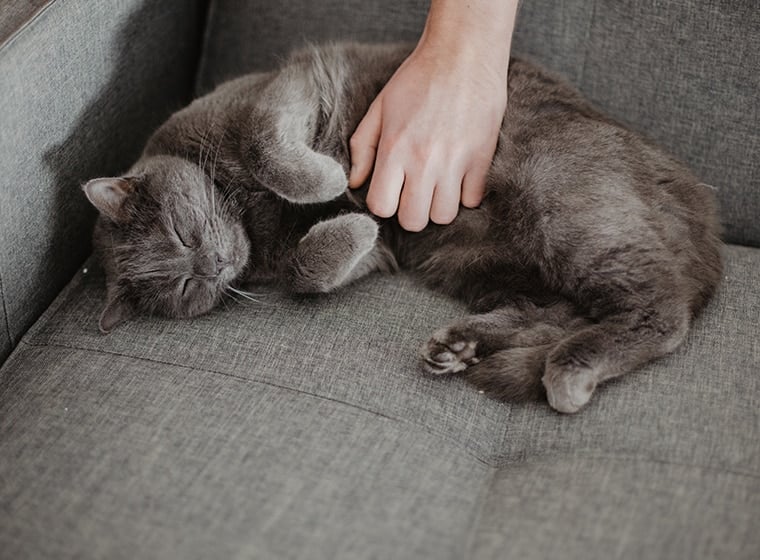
(400, 55, 720, 310)
(143, 71, 275, 160)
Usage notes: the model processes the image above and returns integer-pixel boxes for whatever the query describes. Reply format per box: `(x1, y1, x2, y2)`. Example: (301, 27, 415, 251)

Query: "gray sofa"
(1, 1, 758, 558)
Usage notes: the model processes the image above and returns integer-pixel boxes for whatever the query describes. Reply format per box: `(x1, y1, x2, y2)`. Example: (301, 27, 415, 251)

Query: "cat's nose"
(214, 252, 232, 275)
(195, 252, 231, 278)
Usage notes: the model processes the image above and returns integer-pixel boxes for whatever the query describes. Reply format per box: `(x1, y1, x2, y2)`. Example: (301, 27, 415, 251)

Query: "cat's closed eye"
(180, 277, 192, 296)
(174, 224, 193, 249)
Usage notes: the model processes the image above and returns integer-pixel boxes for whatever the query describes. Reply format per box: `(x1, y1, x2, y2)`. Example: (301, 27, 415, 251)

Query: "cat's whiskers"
(218, 292, 233, 310)
(220, 184, 245, 217)
(227, 286, 266, 304)
(198, 127, 213, 173)
(222, 287, 241, 302)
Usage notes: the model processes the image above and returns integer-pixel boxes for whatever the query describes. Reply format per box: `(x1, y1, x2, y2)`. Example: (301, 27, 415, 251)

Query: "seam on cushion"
(17, 338, 496, 468)
(580, 452, 760, 481)
(19, 339, 760, 482)
(0, 0, 58, 53)
(18, 262, 94, 344)
(461, 465, 499, 559)
(489, 450, 760, 481)
(12, 338, 760, 480)
(0, 270, 12, 351)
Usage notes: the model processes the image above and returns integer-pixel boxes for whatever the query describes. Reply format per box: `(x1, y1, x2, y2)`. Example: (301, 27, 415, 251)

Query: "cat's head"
(83, 155, 250, 333)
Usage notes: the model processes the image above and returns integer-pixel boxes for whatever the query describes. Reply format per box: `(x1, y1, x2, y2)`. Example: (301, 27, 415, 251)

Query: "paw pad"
(421, 329, 479, 375)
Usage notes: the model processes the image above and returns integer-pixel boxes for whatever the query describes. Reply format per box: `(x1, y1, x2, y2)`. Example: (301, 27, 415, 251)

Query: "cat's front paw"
(289, 213, 378, 293)
(315, 156, 350, 202)
(421, 327, 481, 375)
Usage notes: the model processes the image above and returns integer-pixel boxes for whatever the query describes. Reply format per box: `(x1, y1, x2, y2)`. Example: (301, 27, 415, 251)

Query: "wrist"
(417, 0, 518, 74)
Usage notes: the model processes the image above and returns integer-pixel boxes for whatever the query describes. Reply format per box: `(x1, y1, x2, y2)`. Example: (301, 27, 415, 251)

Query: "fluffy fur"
(83, 43, 722, 413)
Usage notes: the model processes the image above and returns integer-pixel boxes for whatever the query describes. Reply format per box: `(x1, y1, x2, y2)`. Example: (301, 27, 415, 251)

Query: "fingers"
(348, 101, 382, 189)
(368, 152, 483, 231)
(365, 152, 405, 219)
(461, 163, 489, 209)
(429, 180, 462, 225)
(398, 171, 436, 232)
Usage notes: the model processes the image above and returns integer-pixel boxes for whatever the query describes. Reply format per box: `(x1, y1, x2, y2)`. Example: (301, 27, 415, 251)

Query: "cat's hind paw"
(421, 328, 480, 375)
(542, 364, 597, 414)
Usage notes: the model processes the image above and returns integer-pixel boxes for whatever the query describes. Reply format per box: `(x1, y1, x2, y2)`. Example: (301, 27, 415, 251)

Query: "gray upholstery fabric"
(0, 0, 207, 363)
(0, 275, 9, 362)
(513, 0, 760, 248)
(2, 1, 759, 558)
(1, 244, 758, 559)
(0, 0, 50, 45)
(196, 0, 429, 89)
(198, 0, 760, 248)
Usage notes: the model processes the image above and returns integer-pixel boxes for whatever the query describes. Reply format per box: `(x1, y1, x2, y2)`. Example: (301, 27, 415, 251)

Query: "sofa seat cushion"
(1, 244, 758, 559)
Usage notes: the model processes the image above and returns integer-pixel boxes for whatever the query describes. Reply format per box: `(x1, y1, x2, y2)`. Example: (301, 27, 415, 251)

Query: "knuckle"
(349, 134, 362, 149)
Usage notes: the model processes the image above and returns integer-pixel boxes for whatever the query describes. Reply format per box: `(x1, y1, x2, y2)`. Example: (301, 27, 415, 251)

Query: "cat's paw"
(314, 156, 350, 202)
(542, 364, 598, 414)
(289, 213, 378, 293)
(421, 327, 481, 375)
(290, 152, 347, 203)
(336, 213, 379, 253)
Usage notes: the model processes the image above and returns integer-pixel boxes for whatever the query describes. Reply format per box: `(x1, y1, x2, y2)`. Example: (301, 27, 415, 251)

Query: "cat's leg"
(242, 68, 348, 204)
(540, 247, 695, 413)
(542, 300, 690, 414)
(244, 111, 348, 204)
(422, 302, 586, 401)
(286, 213, 395, 293)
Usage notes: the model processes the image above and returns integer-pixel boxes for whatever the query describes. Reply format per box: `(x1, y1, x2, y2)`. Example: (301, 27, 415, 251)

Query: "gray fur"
(84, 43, 722, 413)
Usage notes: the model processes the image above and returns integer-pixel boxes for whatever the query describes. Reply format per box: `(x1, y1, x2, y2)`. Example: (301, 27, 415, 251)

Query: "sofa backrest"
(197, 0, 759, 248)
(0, 0, 208, 363)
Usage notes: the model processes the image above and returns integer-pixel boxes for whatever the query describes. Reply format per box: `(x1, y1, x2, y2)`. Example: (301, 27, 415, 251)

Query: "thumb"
(348, 100, 382, 188)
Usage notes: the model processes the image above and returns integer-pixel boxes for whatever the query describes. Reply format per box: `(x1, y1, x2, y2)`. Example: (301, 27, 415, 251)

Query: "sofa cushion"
(197, 0, 760, 248)
(0, 0, 207, 363)
(1, 244, 758, 559)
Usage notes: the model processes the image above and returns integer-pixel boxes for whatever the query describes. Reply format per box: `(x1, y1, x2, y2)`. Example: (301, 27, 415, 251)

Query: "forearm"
(418, 0, 519, 75)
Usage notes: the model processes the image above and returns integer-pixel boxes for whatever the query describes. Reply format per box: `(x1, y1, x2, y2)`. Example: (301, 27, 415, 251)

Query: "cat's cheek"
(232, 228, 251, 276)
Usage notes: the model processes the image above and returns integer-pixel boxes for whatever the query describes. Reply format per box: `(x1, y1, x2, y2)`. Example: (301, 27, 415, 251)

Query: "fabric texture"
(2, 0, 759, 558)
(0, 0, 50, 46)
(197, 0, 760, 248)
(1, 244, 758, 559)
(195, 0, 429, 90)
(0, 274, 10, 363)
(0, 0, 207, 364)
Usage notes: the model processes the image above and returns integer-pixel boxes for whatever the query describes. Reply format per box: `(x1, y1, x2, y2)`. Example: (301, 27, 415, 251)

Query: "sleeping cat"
(82, 43, 722, 413)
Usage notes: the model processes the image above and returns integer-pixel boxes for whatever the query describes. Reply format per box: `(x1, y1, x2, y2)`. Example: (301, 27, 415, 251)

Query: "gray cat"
(83, 43, 722, 413)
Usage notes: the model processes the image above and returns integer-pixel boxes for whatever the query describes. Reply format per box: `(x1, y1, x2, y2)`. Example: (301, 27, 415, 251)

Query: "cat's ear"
(98, 297, 132, 334)
(83, 177, 134, 222)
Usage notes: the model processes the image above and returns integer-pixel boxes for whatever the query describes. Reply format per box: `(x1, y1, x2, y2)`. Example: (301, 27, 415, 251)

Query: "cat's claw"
(421, 329, 480, 375)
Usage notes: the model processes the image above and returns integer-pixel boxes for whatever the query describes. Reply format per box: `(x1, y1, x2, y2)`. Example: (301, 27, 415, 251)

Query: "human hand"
(348, 43, 507, 232)
(347, 0, 518, 232)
